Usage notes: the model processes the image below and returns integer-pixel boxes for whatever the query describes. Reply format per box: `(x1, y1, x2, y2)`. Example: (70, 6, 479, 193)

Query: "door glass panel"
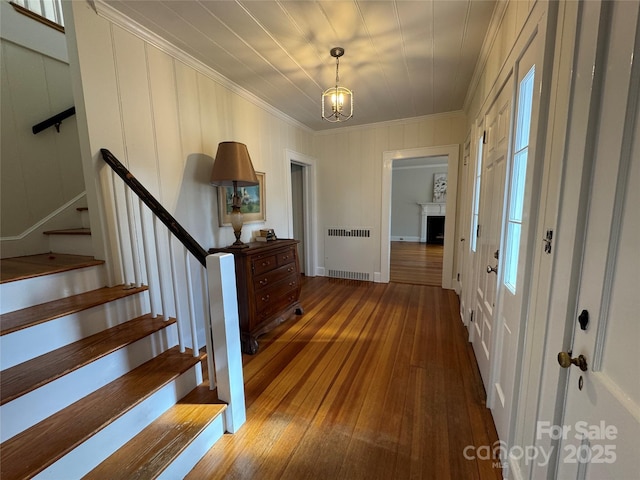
(504, 66, 535, 292)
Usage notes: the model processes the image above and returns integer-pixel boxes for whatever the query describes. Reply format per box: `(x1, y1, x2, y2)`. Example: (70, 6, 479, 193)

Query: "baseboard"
(390, 236, 420, 242)
(316, 267, 326, 276)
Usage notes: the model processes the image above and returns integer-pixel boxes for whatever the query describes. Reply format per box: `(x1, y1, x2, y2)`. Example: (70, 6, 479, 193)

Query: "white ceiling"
(104, 0, 496, 131)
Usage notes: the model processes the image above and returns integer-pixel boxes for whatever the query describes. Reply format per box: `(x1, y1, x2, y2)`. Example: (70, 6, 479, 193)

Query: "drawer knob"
(289, 281, 296, 286)
(262, 294, 270, 302)
(262, 260, 271, 267)
(287, 267, 293, 272)
(259, 278, 268, 285)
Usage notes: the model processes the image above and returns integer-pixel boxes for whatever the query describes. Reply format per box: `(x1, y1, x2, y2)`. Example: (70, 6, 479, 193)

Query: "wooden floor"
(188, 277, 502, 479)
(390, 241, 443, 286)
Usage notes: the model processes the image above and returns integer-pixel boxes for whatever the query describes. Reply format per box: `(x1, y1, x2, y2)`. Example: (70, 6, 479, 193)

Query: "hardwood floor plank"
(188, 278, 502, 480)
(390, 242, 443, 286)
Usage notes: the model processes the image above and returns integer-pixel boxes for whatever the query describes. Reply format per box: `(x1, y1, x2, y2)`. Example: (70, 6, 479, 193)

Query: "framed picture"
(217, 171, 266, 226)
(433, 172, 447, 203)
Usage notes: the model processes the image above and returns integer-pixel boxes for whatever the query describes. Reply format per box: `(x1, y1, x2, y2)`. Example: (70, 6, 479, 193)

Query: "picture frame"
(217, 171, 266, 226)
(433, 172, 447, 203)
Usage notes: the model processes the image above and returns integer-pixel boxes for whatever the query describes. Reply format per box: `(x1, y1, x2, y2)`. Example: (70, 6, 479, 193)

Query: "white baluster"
(153, 216, 170, 320)
(201, 266, 216, 389)
(124, 188, 142, 287)
(137, 200, 157, 318)
(110, 171, 130, 286)
(168, 232, 185, 352)
(184, 248, 199, 357)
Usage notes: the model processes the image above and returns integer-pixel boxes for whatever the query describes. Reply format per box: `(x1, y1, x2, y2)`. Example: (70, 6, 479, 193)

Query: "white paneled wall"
(313, 113, 466, 276)
(0, 39, 84, 245)
(64, 1, 314, 344)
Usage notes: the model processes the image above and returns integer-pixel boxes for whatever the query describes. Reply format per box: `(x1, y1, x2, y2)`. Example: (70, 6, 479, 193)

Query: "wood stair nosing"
(0, 254, 104, 285)
(0, 284, 148, 336)
(0, 314, 177, 406)
(85, 396, 227, 479)
(42, 228, 91, 235)
(0, 346, 203, 480)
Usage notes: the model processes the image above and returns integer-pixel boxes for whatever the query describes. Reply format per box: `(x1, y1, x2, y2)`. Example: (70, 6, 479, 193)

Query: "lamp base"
(227, 240, 250, 249)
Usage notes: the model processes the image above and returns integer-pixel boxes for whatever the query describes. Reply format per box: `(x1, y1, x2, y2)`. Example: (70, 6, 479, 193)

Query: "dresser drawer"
(252, 254, 277, 275)
(255, 282, 300, 324)
(255, 276, 299, 313)
(277, 246, 297, 266)
(254, 262, 297, 291)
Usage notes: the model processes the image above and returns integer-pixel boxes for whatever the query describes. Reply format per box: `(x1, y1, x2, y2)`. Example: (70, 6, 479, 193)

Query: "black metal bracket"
(32, 106, 76, 134)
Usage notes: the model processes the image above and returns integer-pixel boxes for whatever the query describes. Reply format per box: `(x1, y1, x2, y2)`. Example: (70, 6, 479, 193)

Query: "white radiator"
(324, 227, 374, 281)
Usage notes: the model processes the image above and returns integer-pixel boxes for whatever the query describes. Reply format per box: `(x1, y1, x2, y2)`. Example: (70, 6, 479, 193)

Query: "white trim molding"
(381, 145, 459, 288)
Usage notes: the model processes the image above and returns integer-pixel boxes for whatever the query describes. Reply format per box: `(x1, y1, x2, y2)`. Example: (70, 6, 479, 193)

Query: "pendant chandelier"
(322, 47, 353, 123)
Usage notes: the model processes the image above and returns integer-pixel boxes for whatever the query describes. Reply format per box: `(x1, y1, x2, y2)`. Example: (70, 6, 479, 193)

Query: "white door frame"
(283, 149, 318, 277)
(380, 145, 459, 287)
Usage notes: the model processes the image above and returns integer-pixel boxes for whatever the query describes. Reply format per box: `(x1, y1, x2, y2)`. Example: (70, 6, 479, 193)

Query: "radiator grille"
(327, 228, 371, 238)
(327, 269, 371, 281)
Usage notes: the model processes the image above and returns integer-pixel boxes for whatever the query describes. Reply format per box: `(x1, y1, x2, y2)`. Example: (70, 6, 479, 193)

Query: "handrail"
(32, 107, 76, 134)
(100, 148, 207, 266)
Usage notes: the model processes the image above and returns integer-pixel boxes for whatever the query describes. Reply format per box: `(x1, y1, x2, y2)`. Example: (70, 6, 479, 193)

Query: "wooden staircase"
(0, 253, 227, 479)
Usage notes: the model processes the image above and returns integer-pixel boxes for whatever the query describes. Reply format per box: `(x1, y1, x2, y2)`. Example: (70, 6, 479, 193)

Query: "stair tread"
(0, 284, 148, 336)
(0, 253, 103, 284)
(0, 346, 201, 480)
(43, 228, 91, 235)
(85, 388, 226, 479)
(0, 314, 177, 406)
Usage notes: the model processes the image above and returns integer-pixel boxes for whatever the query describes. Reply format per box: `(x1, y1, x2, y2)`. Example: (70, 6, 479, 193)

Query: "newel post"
(206, 253, 246, 433)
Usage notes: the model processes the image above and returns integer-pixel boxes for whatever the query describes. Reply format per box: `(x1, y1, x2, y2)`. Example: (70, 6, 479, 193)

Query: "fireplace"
(427, 216, 445, 245)
(417, 202, 446, 244)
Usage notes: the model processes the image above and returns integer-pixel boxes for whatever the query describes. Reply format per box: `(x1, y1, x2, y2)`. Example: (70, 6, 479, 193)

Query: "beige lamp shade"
(210, 141, 259, 187)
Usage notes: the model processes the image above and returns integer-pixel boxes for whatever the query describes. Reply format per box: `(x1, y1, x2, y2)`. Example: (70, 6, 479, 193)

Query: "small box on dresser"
(208, 239, 303, 354)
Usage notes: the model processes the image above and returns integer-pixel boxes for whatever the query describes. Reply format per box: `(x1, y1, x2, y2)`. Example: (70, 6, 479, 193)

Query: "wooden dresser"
(209, 239, 303, 354)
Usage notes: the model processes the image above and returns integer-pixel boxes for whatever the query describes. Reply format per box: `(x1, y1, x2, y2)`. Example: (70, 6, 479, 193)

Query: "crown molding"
(462, 0, 510, 113)
(93, 0, 313, 135)
(313, 110, 466, 137)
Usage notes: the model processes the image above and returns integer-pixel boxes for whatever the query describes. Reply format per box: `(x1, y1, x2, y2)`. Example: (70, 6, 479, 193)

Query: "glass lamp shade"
(322, 85, 353, 122)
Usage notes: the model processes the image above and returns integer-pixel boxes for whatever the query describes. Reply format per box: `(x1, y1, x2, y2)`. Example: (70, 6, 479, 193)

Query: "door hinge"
(543, 229, 553, 254)
(477, 224, 481, 238)
(482, 130, 487, 144)
(457, 273, 460, 281)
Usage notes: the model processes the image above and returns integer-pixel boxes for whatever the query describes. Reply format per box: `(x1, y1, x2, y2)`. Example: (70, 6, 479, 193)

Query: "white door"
(555, 1, 640, 477)
(472, 80, 512, 384)
(490, 28, 544, 444)
(456, 138, 471, 306)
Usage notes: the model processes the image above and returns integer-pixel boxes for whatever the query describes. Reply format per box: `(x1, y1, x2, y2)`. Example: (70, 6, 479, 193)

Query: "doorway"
(380, 145, 459, 288)
(284, 149, 317, 278)
(389, 156, 448, 286)
(290, 163, 305, 274)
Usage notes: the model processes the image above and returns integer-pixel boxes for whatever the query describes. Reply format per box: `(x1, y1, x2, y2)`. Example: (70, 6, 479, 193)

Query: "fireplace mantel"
(417, 203, 446, 243)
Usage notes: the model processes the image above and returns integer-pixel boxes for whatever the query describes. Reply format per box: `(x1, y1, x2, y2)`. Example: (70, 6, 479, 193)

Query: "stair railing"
(100, 148, 245, 432)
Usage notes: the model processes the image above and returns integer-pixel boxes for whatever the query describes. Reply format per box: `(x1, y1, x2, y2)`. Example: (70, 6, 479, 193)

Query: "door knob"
(557, 351, 588, 371)
(487, 265, 498, 274)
